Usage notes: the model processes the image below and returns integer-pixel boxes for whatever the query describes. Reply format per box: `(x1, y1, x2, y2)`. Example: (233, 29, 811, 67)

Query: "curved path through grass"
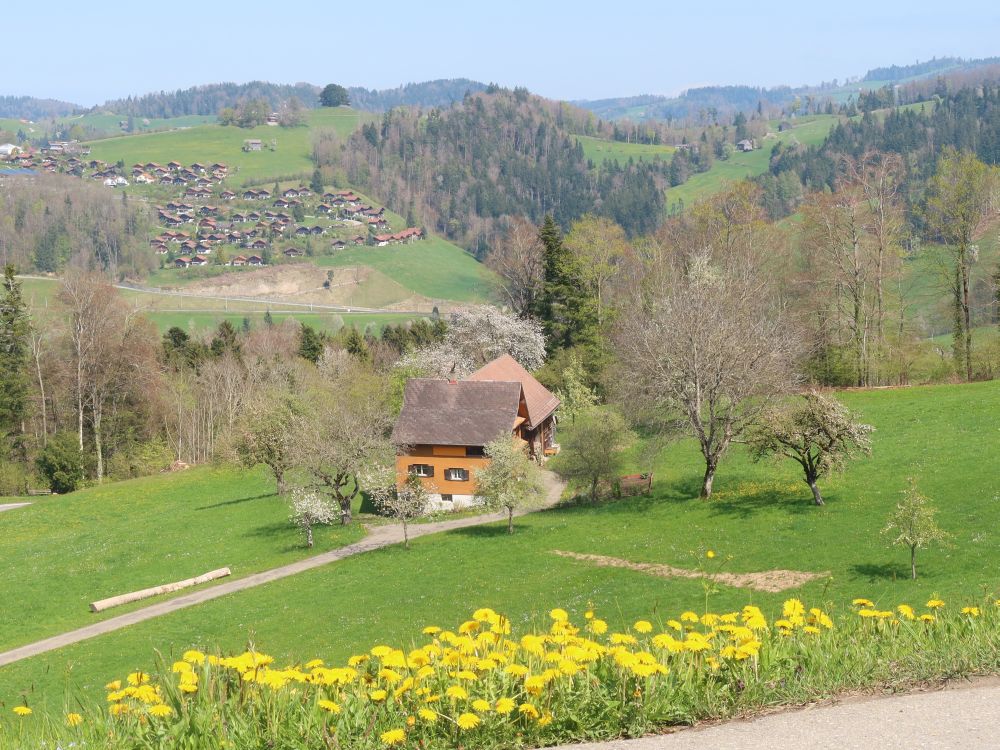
(0, 473, 565, 669)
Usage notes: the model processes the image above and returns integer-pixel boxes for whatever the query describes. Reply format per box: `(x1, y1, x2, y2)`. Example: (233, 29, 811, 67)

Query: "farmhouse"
(283, 247, 303, 257)
(243, 139, 263, 152)
(736, 139, 755, 152)
(391, 355, 559, 509)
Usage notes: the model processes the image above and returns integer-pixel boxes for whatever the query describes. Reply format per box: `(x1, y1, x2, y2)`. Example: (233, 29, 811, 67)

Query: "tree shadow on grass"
(195, 493, 273, 510)
(850, 562, 910, 583)
(448, 524, 524, 539)
(706, 481, 820, 520)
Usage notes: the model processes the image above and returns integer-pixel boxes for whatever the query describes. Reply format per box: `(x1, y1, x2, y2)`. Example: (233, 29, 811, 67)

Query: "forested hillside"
(0, 95, 80, 120)
(761, 82, 1000, 219)
(347, 79, 488, 111)
(326, 88, 667, 253)
(0, 177, 155, 278)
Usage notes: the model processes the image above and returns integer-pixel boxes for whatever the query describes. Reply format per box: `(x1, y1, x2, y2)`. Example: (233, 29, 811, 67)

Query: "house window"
(445, 468, 469, 482)
(466, 446, 485, 457)
(409, 464, 434, 478)
(440, 494, 453, 504)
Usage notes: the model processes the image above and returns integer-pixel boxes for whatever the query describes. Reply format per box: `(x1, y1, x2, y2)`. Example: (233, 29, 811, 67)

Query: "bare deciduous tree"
(486, 218, 545, 316)
(617, 253, 797, 498)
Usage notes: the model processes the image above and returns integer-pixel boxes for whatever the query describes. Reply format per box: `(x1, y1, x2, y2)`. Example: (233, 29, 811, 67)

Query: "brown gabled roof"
(392, 379, 521, 447)
(468, 354, 559, 430)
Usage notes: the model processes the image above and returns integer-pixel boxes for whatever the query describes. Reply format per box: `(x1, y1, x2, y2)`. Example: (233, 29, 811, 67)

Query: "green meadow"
(665, 115, 839, 210)
(85, 108, 372, 185)
(3, 379, 998, 711)
(575, 135, 675, 166)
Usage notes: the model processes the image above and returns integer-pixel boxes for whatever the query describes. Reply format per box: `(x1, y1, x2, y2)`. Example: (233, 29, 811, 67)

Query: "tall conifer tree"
(0, 265, 30, 456)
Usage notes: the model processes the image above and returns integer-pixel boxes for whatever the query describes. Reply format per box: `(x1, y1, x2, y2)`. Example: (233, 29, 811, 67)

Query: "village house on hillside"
(391, 355, 559, 510)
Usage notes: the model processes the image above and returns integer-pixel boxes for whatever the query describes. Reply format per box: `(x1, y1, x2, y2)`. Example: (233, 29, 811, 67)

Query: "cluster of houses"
(132, 161, 229, 188)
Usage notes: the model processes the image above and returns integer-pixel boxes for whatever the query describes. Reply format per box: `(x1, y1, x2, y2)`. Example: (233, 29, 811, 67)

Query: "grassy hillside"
(0, 465, 364, 655)
(19, 276, 432, 335)
(316, 237, 499, 304)
(85, 108, 371, 185)
(575, 135, 675, 166)
(3, 380, 998, 711)
(665, 115, 839, 210)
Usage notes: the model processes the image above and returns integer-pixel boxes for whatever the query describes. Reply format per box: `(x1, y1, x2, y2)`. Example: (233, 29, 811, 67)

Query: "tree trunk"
(340, 498, 352, 525)
(590, 477, 598, 502)
(402, 520, 409, 549)
(961, 249, 973, 381)
(700, 460, 717, 499)
(93, 399, 104, 483)
(507, 507, 514, 535)
(809, 479, 824, 506)
(910, 545, 917, 580)
(275, 469, 286, 495)
(306, 523, 314, 548)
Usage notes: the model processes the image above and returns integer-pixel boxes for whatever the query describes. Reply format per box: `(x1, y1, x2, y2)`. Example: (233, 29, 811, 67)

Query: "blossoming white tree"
(372, 471, 431, 548)
(288, 488, 337, 548)
(475, 436, 545, 534)
(402, 306, 546, 378)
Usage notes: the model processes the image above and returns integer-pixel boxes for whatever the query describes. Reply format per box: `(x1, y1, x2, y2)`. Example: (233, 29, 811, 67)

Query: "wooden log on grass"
(90, 567, 231, 613)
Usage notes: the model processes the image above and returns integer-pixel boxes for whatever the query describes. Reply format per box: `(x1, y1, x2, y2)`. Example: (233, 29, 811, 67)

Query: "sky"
(4, 0, 999, 106)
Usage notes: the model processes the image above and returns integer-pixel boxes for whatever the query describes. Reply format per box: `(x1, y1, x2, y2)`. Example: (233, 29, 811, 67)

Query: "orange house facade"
(391, 356, 559, 510)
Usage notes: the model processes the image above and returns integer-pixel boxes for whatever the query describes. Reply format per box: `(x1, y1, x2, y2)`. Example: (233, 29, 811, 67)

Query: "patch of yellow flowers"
(10, 598, 999, 749)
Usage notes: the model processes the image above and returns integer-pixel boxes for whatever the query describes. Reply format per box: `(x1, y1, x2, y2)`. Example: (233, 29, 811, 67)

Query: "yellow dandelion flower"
(680, 611, 699, 623)
(584, 610, 594, 620)
(803, 625, 821, 635)
(380, 728, 406, 745)
(538, 711, 554, 726)
(104, 680, 122, 691)
(706, 550, 716, 559)
(148, 705, 173, 719)
(13, 706, 32, 717)
(457, 712, 480, 730)
(633, 620, 653, 633)
(852, 598, 875, 608)
(897, 605, 916, 620)
(182, 650, 205, 665)
(610, 632, 638, 645)
(472, 699, 491, 712)
(445, 685, 468, 700)
(109, 703, 129, 717)
(519, 703, 540, 719)
(318, 699, 341, 714)
(66, 712, 83, 727)
(179, 683, 197, 694)
(495, 697, 516, 714)
(920, 614, 936, 623)
(962, 606, 981, 617)
(369, 689, 388, 702)
(505, 663, 529, 677)
(305, 659, 324, 669)
(587, 619, 608, 635)
(926, 599, 945, 609)
(347, 654, 369, 666)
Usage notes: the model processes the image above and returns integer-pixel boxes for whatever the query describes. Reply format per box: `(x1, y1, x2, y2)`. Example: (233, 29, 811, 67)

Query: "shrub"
(35, 432, 84, 494)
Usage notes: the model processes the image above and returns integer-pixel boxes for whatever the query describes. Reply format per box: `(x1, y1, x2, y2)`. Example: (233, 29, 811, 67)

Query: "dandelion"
(369, 689, 388, 702)
(549, 608, 568, 622)
(897, 604, 916, 620)
(422, 626, 441, 635)
(305, 659, 324, 669)
(926, 599, 945, 609)
(538, 712, 554, 726)
(418, 708, 438, 722)
(457, 712, 480, 729)
(471, 699, 491, 712)
(962, 606, 981, 617)
(66, 712, 83, 727)
(852, 598, 875, 608)
(105, 680, 122, 691)
(445, 685, 468, 700)
(109, 703, 129, 717)
(495, 697, 516, 714)
(633, 620, 653, 633)
(13, 706, 32, 717)
(149, 704, 173, 718)
(182, 650, 205, 665)
(380, 728, 406, 745)
(318, 699, 341, 714)
(588, 619, 608, 635)
(519, 702, 540, 719)
(706, 550, 716, 559)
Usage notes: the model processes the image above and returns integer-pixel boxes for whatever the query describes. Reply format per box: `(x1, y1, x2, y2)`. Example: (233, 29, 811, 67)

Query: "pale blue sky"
(4, 0, 999, 105)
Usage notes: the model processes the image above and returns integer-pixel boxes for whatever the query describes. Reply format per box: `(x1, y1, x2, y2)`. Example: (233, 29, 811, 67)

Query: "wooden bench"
(618, 473, 653, 497)
(26, 489, 52, 496)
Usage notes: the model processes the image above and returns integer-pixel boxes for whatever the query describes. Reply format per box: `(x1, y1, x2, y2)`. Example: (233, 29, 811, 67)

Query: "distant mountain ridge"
(92, 79, 490, 119)
(576, 56, 1000, 121)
